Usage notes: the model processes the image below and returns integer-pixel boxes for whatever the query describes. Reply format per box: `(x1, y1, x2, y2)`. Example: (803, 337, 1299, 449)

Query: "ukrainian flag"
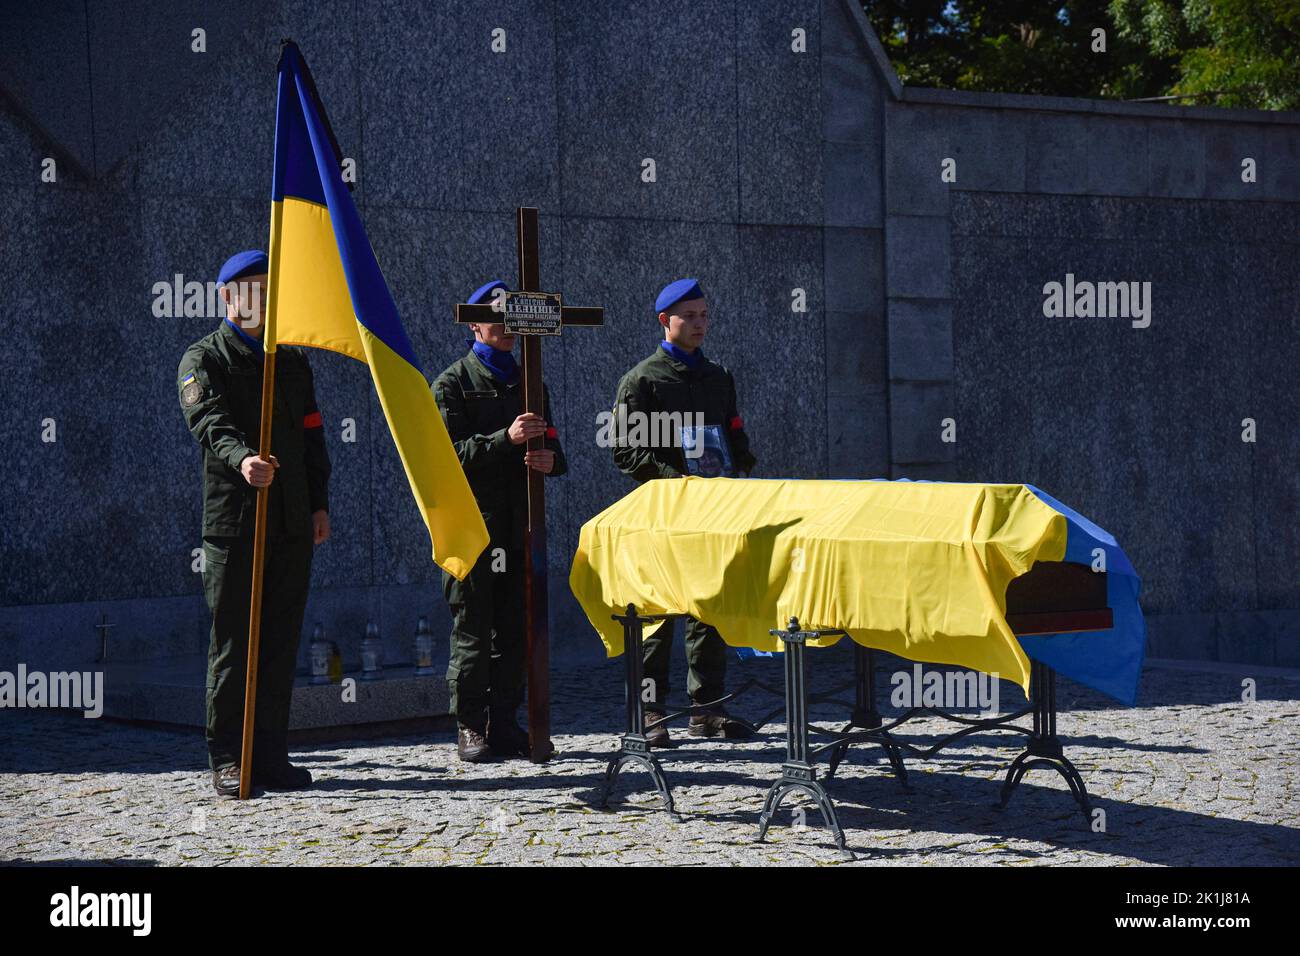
(264, 41, 487, 579)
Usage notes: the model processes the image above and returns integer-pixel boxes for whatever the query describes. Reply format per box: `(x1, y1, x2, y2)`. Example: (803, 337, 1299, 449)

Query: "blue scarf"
(225, 318, 264, 354)
(472, 341, 519, 382)
(660, 340, 702, 369)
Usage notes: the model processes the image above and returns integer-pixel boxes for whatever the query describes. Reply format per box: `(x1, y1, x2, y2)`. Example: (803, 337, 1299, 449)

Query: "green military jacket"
(178, 321, 330, 539)
(432, 350, 567, 550)
(612, 345, 757, 483)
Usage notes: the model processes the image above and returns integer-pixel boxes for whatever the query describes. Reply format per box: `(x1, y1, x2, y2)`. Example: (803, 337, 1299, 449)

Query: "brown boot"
(688, 706, 757, 740)
(211, 765, 241, 797)
(457, 726, 493, 763)
(644, 710, 672, 748)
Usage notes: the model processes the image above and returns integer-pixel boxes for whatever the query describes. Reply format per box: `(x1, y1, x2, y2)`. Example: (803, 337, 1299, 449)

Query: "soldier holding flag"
(178, 250, 331, 797)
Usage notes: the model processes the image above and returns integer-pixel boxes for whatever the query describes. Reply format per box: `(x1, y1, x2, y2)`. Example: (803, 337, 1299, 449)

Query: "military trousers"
(642, 616, 728, 709)
(441, 546, 526, 732)
(202, 534, 313, 771)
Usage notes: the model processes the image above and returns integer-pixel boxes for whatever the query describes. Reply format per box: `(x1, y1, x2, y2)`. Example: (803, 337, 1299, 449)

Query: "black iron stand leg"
(826, 646, 908, 789)
(600, 605, 680, 821)
(998, 661, 1093, 824)
(755, 619, 851, 857)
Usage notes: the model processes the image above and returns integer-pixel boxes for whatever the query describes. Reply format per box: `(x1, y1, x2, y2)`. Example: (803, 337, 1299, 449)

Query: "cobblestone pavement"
(2, 651, 1298, 866)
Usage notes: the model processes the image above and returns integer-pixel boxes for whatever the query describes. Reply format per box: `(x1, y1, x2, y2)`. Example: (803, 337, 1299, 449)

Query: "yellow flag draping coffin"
(569, 478, 1070, 695)
(264, 42, 487, 579)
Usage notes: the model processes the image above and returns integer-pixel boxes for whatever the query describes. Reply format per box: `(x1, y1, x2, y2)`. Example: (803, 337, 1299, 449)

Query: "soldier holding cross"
(433, 279, 567, 762)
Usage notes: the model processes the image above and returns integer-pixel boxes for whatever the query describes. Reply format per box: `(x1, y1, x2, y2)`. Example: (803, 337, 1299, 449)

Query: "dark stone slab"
(885, 215, 949, 299)
(1216, 612, 1280, 667)
(1026, 112, 1087, 194)
(1082, 116, 1150, 197)
(739, 50, 823, 225)
(87, 0, 264, 180)
(1237, 240, 1300, 613)
(1276, 625, 1300, 669)
(1203, 124, 1267, 201)
(1263, 124, 1300, 201)
(951, 191, 1031, 238)
(884, 102, 950, 216)
(825, 309, 887, 390)
(0, 92, 59, 187)
(0, 594, 208, 674)
(737, 226, 826, 477)
(737, 0, 820, 58)
(554, 0, 738, 223)
(0, 0, 96, 176)
(822, 53, 877, 144)
(824, 226, 881, 311)
(824, 139, 881, 228)
(827, 386, 888, 477)
(950, 206, 1258, 617)
(1146, 120, 1206, 198)
(889, 380, 956, 464)
(131, 1, 359, 201)
(359, 0, 557, 212)
(888, 299, 953, 381)
(1145, 612, 1217, 662)
(947, 109, 1027, 194)
(100, 654, 451, 728)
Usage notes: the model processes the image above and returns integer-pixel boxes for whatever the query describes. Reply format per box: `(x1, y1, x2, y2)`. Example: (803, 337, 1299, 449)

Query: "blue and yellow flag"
(265, 42, 487, 579)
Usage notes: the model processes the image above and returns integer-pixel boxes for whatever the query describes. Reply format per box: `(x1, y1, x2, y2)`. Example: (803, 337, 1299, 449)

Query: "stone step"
(102, 655, 449, 729)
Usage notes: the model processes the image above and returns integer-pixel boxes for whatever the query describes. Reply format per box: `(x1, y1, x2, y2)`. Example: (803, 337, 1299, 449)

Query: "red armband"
(545, 426, 558, 439)
(303, 411, 323, 429)
(729, 415, 744, 431)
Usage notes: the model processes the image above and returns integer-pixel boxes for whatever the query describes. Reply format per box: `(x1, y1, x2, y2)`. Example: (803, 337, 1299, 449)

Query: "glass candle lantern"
(309, 623, 332, 685)
(413, 615, 435, 675)
(360, 621, 384, 680)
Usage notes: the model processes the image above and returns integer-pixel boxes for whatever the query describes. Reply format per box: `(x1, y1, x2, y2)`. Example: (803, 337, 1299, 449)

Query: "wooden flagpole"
(238, 205, 284, 800)
(237, 349, 276, 800)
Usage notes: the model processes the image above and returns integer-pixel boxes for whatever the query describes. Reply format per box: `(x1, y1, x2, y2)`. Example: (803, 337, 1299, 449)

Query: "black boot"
(488, 708, 531, 759)
(256, 760, 313, 790)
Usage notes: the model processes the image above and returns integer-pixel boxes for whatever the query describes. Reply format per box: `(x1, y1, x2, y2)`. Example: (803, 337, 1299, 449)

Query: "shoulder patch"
(181, 373, 204, 407)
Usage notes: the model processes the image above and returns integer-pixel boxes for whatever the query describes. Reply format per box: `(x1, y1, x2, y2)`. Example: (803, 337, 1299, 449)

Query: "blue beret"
(467, 279, 509, 305)
(655, 278, 705, 314)
(217, 250, 268, 285)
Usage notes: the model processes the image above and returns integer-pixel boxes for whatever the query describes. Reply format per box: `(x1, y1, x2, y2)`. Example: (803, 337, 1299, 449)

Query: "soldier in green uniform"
(612, 278, 757, 747)
(432, 280, 567, 762)
(178, 250, 331, 796)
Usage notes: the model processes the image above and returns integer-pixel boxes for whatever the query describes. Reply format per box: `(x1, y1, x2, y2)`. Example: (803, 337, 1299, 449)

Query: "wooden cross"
(454, 206, 604, 762)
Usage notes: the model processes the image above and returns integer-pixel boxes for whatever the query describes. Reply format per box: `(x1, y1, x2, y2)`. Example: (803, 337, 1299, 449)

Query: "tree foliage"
(861, 0, 1298, 108)
(1110, 0, 1300, 108)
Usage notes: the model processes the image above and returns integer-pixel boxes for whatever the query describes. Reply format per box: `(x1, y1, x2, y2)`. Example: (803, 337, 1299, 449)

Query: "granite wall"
(0, 0, 1295, 677)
